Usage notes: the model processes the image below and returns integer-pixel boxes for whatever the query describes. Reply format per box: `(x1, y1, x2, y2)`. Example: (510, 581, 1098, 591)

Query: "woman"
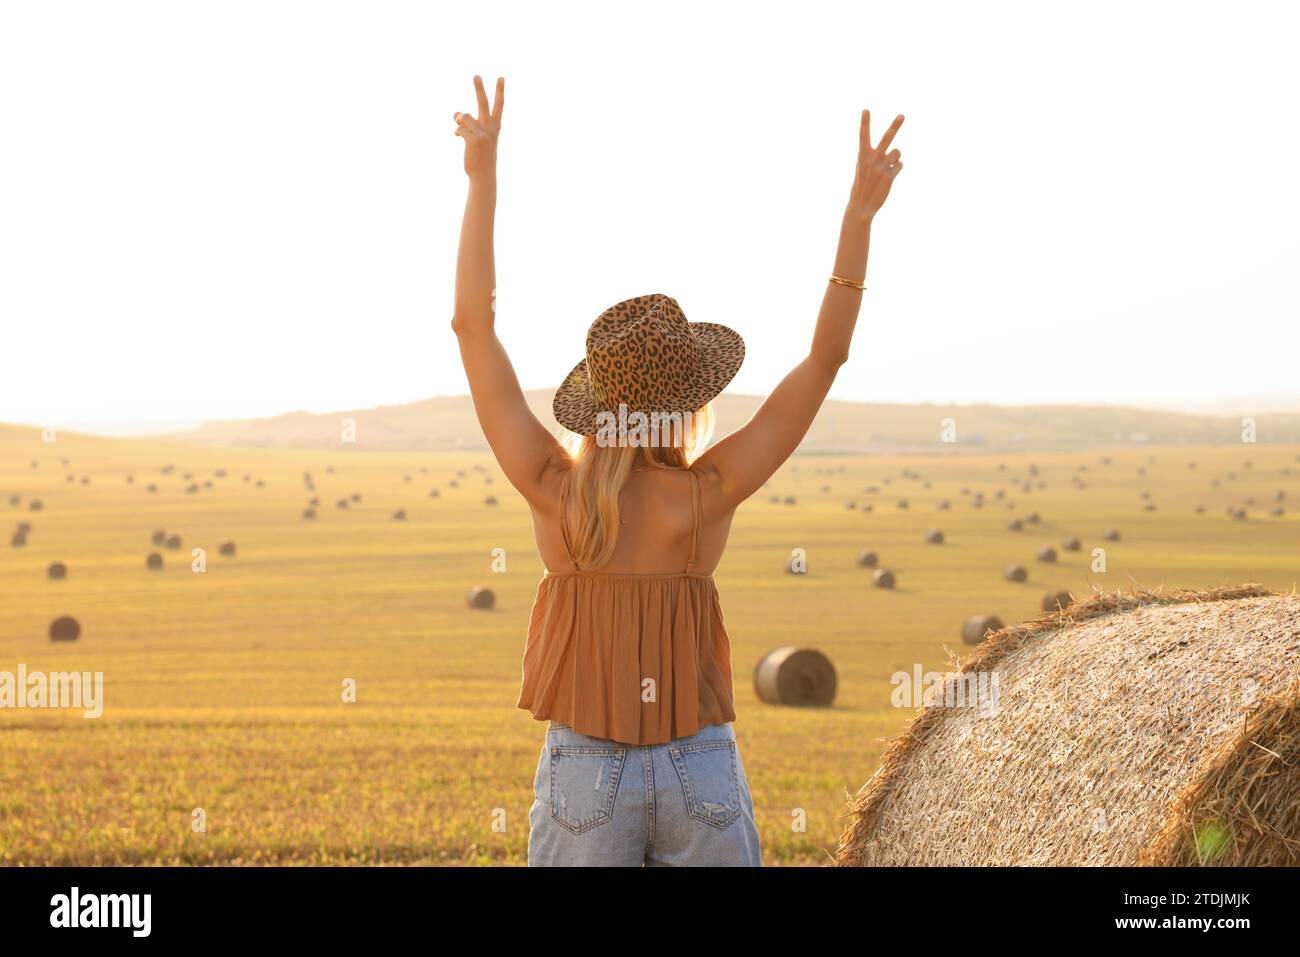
(451, 75, 904, 866)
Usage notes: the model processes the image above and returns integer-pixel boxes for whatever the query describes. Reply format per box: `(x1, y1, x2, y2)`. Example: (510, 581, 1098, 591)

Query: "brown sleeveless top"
(515, 468, 737, 746)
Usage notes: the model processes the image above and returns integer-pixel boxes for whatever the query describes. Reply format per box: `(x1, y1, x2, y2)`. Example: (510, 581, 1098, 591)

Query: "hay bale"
(11, 531, 27, 548)
(302, 508, 317, 520)
(218, 540, 236, 556)
(430, 489, 441, 498)
(1103, 528, 1121, 542)
(1025, 512, 1041, 524)
(1061, 536, 1081, 551)
(49, 616, 80, 642)
(1004, 563, 1027, 583)
(146, 484, 158, 493)
(16, 521, 31, 535)
(48, 562, 67, 580)
(855, 550, 879, 568)
(152, 530, 167, 546)
(897, 500, 909, 510)
(872, 568, 896, 589)
(836, 586, 1300, 866)
(1231, 507, 1248, 521)
(336, 499, 349, 510)
(1036, 546, 1057, 563)
(466, 586, 496, 610)
(392, 510, 407, 521)
(350, 492, 361, 503)
(783, 496, 796, 505)
(1006, 519, 1023, 532)
(1042, 590, 1073, 612)
(753, 647, 837, 707)
(8, 495, 18, 506)
(146, 552, 164, 570)
(924, 529, 944, 545)
(28, 500, 42, 512)
(484, 496, 498, 506)
(936, 500, 950, 511)
(164, 534, 182, 550)
(962, 615, 1003, 646)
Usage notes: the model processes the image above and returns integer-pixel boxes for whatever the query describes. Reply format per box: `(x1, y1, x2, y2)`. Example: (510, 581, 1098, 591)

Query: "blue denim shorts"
(528, 720, 763, 866)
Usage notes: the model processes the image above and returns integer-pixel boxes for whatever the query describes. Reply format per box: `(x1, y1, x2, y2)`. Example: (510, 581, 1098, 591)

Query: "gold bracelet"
(828, 274, 866, 290)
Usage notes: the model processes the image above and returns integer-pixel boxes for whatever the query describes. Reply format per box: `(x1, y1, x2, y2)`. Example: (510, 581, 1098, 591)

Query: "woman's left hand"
(454, 75, 504, 181)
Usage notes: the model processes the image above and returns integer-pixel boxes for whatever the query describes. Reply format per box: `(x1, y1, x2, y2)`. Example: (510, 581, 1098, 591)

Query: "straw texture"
(836, 585, 1300, 866)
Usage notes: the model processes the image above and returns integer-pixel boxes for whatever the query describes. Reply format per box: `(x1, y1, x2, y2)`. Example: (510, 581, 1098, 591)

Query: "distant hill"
(153, 391, 1300, 453)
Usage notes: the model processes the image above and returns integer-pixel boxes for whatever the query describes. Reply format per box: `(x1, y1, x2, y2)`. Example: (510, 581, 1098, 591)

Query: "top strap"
(558, 473, 581, 571)
(685, 468, 702, 573)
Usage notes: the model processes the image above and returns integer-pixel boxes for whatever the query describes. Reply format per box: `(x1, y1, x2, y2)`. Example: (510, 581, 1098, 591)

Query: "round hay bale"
(336, 499, 349, 510)
(164, 534, 182, 550)
(1041, 590, 1073, 612)
(897, 500, 909, 510)
(872, 568, 896, 589)
(146, 484, 157, 493)
(350, 492, 361, 503)
(936, 500, 950, 511)
(430, 489, 441, 498)
(1006, 519, 1023, 532)
(467, 586, 496, 610)
(753, 647, 837, 707)
(16, 521, 31, 535)
(218, 540, 236, 556)
(1004, 563, 1027, 583)
(48, 562, 67, 580)
(1061, 535, 1081, 551)
(302, 508, 317, 520)
(855, 550, 878, 568)
(1025, 512, 1041, 524)
(152, 530, 167, 546)
(8, 495, 18, 506)
(11, 531, 27, 548)
(1270, 506, 1284, 517)
(1036, 546, 1057, 563)
(924, 529, 944, 545)
(392, 510, 407, 521)
(185, 483, 199, 494)
(29, 500, 43, 512)
(1103, 528, 1121, 542)
(146, 552, 164, 570)
(1231, 507, 1248, 521)
(49, 616, 80, 642)
(484, 496, 498, 506)
(308, 496, 320, 506)
(961, 615, 1003, 646)
(1195, 505, 1206, 514)
(836, 586, 1300, 866)
(782, 496, 796, 505)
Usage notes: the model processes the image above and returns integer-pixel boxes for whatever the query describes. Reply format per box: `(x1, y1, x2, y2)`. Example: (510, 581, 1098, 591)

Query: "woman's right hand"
(847, 110, 904, 221)
(453, 75, 504, 181)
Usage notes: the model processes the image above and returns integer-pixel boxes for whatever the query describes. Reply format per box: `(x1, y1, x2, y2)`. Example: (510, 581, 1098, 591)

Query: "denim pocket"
(549, 745, 626, 835)
(670, 740, 742, 829)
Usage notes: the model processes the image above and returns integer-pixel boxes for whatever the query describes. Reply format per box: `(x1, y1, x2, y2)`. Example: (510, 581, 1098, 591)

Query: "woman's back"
(532, 463, 734, 577)
(519, 461, 738, 746)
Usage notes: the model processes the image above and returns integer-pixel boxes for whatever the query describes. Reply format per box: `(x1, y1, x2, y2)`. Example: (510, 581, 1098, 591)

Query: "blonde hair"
(559, 404, 716, 570)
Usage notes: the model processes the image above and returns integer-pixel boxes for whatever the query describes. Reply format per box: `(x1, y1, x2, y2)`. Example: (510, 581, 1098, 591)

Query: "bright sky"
(2, 0, 1297, 434)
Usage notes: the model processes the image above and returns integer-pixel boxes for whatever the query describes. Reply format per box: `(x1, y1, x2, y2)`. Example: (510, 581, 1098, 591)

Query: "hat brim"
(552, 322, 745, 436)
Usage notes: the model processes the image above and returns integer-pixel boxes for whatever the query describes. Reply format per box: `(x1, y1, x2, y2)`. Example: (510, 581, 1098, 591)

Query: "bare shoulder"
(688, 459, 737, 521)
(528, 450, 572, 515)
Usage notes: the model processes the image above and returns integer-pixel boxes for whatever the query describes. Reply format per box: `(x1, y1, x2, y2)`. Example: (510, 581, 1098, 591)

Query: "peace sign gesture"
(453, 75, 504, 180)
(847, 110, 904, 221)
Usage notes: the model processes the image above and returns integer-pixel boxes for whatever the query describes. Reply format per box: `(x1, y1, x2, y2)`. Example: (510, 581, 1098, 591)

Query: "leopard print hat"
(552, 293, 745, 436)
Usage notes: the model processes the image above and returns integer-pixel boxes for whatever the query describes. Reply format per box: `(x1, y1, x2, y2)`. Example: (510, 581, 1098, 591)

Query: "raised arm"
(696, 109, 904, 507)
(450, 76, 567, 505)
